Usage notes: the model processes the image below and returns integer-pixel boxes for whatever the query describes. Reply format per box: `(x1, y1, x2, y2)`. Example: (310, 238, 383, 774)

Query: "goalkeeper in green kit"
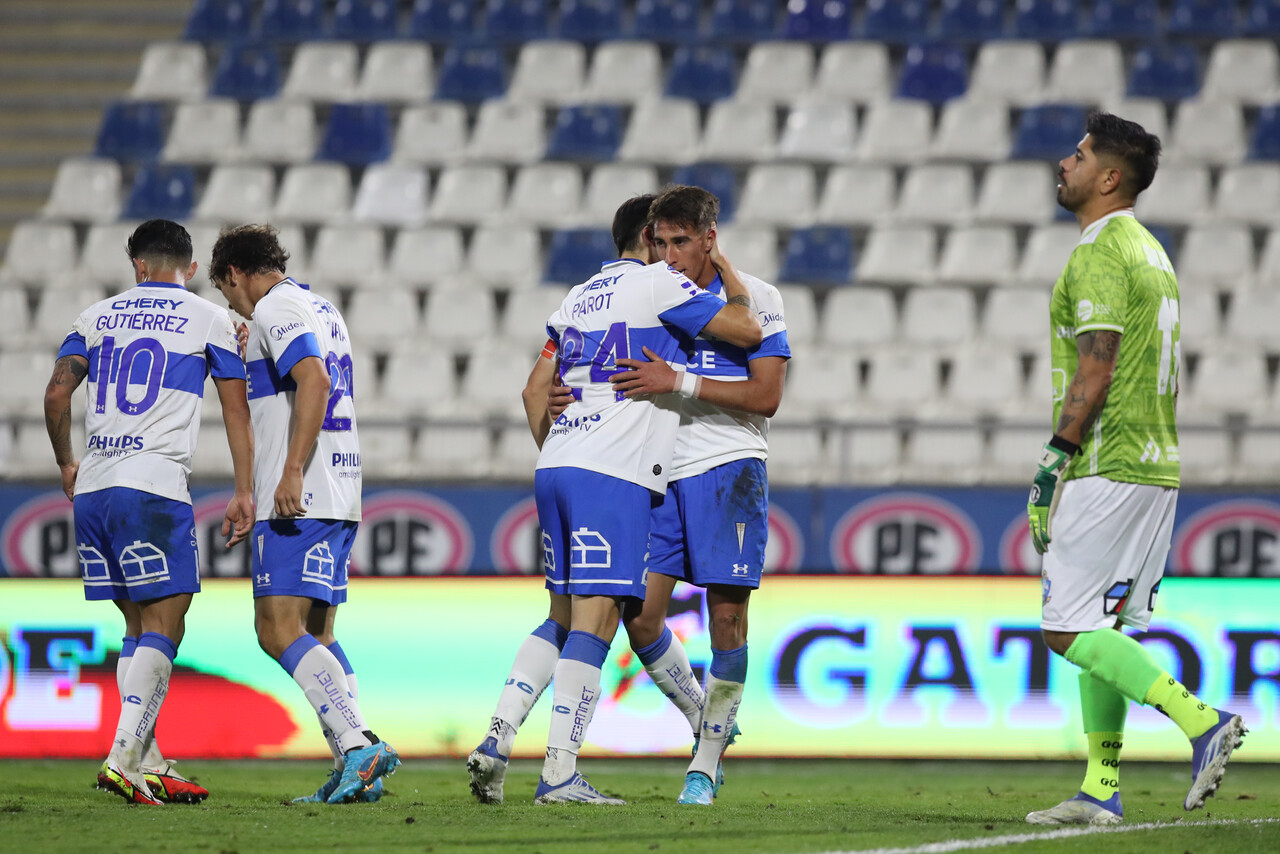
(1024, 112, 1246, 826)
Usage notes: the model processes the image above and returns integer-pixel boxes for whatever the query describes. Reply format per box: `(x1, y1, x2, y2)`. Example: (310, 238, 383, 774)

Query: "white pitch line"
(817, 817, 1280, 854)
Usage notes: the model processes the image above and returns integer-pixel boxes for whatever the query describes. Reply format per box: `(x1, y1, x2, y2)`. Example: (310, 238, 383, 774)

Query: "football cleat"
(98, 760, 164, 806)
(1026, 791, 1122, 825)
(327, 741, 400, 804)
(467, 737, 509, 805)
(676, 771, 715, 806)
(1186, 709, 1247, 811)
(358, 777, 384, 803)
(692, 721, 741, 796)
(533, 772, 625, 805)
(143, 761, 209, 803)
(293, 768, 342, 804)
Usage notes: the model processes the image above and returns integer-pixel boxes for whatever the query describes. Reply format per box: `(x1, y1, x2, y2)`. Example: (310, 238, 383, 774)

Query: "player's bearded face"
(1056, 134, 1097, 213)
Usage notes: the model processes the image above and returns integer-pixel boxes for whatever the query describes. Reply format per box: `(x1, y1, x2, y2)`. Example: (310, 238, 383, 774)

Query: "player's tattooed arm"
(1054, 330, 1120, 446)
(726, 294, 751, 307)
(43, 355, 88, 500)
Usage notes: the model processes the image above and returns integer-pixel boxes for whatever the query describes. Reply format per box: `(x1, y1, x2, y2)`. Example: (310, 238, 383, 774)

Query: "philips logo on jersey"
(269, 322, 304, 340)
(332, 452, 360, 467)
(87, 434, 145, 451)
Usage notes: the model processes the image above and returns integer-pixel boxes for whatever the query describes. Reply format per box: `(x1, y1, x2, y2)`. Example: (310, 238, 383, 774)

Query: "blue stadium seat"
(1011, 104, 1088, 160)
(94, 101, 165, 162)
(707, 0, 778, 44)
(1145, 224, 1177, 266)
(862, 0, 929, 44)
(634, 0, 698, 44)
(1128, 43, 1200, 101)
(332, 0, 399, 41)
(1013, 0, 1081, 40)
(1168, 0, 1240, 38)
(546, 229, 615, 283)
(897, 44, 969, 104)
(318, 103, 392, 165)
(210, 42, 282, 100)
(671, 163, 738, 223)
(935, 0, 1007, 42)
(783, 0, 853, 42)
(184, 0, 253, 41)
(258, 0, 327, 42)
(665, 46, 737, 104)
(436, 45, 507, 102)
(483, 0, 550, 43)
(1244, 0, 1280, 36)
(779, 227, 854, 286)
(1249, 106, 1280, 160)
(1085, 0, 1159, 39)
(546, 105, 623, 162)
(409, 0, 476, 42)
(123, 164, 196, 221)
(558, 0, 624, 43)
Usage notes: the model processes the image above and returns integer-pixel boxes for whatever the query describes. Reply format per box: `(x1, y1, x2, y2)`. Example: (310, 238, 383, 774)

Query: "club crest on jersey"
(1103, 579, 1134, 615)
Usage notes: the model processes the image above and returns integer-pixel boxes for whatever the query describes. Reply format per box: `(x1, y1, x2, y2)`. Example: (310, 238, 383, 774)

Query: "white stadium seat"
(345, 289, 422, 351)
(820, 287, 897, 350)
(357, 42, 432, 103)
(988, 425, 1044, 483)
(700, 99, 777, 162)
(423, 288, 498, 350)
(617, 97, 700, 165)
(1182, 348, 1268, 420)
(858, 100, 933, 164)
(190, 423, 236, 479)
(509, 40, 586, 104)
(772, 349, 858, 423)
(457, 344, 536, 418)
(931, 99, 1011, 162)
(388, 226, 465, 287)
(767, 427, 829, 485)
(903, 426, 984, 485)
(939, 345, 1028, 420)
(508, 162, 584, 227)
(131, 41, 207, 100)
(466, 225, 541, 288)
(274, 162, 352, 224)
(1166, 100, 1247, 166)
(194, 164, 276, 223)
(0, 290, 31, 351)
(737, 42, 815, 104)
(30, 286, 105, 352)
(1236, 433, 1280, 485)
(43, 158, 120, 222)
(1134, 165, 1211, 226)
(582, 41, 662, 103)
(1257, 228, 1280, 287)
(242, 99, 316, 163)
(394, 102, 468, 166)
(969, 41, 1045, 105)
(937, 225, 1018, 285)
(1215, 163, 1280, 225)
(983, 287, 1050, 350)
(1101, 97, 1168, 144)
(1179, 225, 1255, 290)
(772, 285, 816, 345)
(78, 222, 139, 285)
(843, 425, 903, 483)
(1224, 288, 1280, 347)
(162, 98, 240, 164)
(896, 164, 974, 224)
(581, 163, 657, 226)
(467, 100, 546, 165)
(359, 424, 417, 480)
(1019, 224, 1081, 285)
(862, 348, 940, 414)
(282, 42, 358, 102)
(0, 351, 63, 416)
(377, 344, 457, 418)
(900, 287, 977, 348)
(816, 164, 896, 225)
(1, 221, 78, 286)
(736, 164, 815, 227)
(1178, 429, 1233, 486)
(418, 424, 492, 479)
(1202, 39, 1280, 105)
(1178, 286, 1222, 353)
(352, 163, 429, 227)
(974, 161, 1056, 225)
(814, 42, 891, 103)
(715, 225, 779, 284)
(311, 224, 386, 287)
(491, 424, 543, 479)
(777, 100, 857, 163)
(1044, 40, 1125, 105)
(429, 165, 507, 225)
(857, 225, 937, 285)
(502, 286, 573, 352)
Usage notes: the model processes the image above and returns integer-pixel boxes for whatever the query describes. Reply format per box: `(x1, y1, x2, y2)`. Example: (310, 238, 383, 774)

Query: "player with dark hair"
(210, 224, 398, 805)
(44, 218, 254, 805)
(1025, 113, 1245, 826)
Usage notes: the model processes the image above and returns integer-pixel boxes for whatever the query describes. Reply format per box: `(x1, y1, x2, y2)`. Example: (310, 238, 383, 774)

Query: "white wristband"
(678, 370, 698, 398)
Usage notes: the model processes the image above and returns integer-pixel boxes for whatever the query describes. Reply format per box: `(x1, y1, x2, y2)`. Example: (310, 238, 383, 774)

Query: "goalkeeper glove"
(1027, 435, 1081, 555)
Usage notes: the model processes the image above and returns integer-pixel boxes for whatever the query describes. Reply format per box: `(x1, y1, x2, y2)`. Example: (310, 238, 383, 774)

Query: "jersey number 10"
(94, 335, 165, 416)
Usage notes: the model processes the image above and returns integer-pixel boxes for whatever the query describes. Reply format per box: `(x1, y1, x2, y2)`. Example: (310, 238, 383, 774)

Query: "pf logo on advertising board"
(998, 514, 1043, 576)
(830, 493, 981, 574)
(0, 492, 79, 577)
(352, 491, 473, 575)
(1172, 500, 1280, 577)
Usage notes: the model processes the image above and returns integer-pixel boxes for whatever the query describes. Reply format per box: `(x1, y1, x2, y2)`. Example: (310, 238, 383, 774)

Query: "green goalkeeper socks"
(1078, 672, 1127, 802)
(1144, 674, 1219, 739)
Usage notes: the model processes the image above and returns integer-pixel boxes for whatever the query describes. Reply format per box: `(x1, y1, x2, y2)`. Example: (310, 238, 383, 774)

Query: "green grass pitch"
(2, 759, 1277, 853)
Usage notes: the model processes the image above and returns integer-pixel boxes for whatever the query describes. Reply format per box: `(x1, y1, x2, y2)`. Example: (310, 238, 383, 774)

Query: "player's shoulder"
(739, 271, 781, 303)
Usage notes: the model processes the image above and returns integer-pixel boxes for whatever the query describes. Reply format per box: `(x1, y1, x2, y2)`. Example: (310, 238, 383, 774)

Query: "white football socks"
(109, 633, 175, 772)
(688, 645, 747, 779)
(635, 626, 705, 736)
(542, 630, 610, 786)
(490, 619, 567, 756)
(279, 635, 370, 755)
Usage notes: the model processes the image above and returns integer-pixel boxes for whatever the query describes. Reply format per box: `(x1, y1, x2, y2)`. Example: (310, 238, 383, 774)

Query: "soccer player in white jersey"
(606, 185, 789, 805)
(1023, 113, 1244, 826)
(467, 195, 762, 805)
(208, 225, 398, 805)
(43, 219, 255, 805)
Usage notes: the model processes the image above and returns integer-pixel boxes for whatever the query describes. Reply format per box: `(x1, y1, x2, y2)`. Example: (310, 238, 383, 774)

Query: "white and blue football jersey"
(537, 259, 724, 493)
(670, 271, 790, 480)
(245, 279, 360, 522)
(57, 282, 246, 503)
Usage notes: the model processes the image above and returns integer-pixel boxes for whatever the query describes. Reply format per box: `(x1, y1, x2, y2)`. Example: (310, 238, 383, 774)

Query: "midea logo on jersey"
(352, 491, 473, 576)
(1172, 499, 1280, 577)
(269, 322, 304, 340)
(490, 497, 542, 575)
(830, 493, 981, 574)
(0, 492, 78, 577)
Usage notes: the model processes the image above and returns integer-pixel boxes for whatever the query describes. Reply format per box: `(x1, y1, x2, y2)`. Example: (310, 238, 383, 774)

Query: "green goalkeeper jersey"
(1049, 210, 1180, 488)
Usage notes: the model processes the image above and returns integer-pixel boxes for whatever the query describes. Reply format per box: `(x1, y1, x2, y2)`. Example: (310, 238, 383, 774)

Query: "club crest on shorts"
(1103, 579, 1134, 615)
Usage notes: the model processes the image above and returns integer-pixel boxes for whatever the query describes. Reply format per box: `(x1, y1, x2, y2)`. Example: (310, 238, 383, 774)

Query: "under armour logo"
(319, 704, 329, 715)
(732, 563, 749, 576)
(255, 573, 270, 585)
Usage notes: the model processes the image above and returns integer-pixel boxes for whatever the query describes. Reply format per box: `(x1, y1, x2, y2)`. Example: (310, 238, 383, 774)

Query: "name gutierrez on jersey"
(96, 296, 190, 333)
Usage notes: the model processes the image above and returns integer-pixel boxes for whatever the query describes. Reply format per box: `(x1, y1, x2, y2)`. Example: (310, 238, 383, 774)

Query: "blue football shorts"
(75, 487, 200, 602)
(251, 518, 357, 606)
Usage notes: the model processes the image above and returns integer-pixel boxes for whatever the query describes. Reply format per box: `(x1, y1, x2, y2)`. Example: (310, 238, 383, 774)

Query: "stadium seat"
(1101, 95, 1168, 141)
(557, 0, 624, 43)
(1223, 288, 1280, 346)
(1249, 105, 1280, 159)
(467, 100, 546, 164)
(210, 41, 282, 101)
(1019, 223, 1081, 284)
(931, 99, 1011, 162)
(777, 227, 854, 286)
(935, 0, 1007, 42)
(311, 224, 387, 288)
(375, 344, 456, 417)
(772, 285, 816, 344)
(131, 42, 208, 100)
(1145, 224, 1177, 266)
(0, 221, 77, 286)
(1216, 163, 1280, 223)
(429, 165, 507, 224)
(123, 165, 195, 221)
(974, 161, 1055, 224)
(1133, 164, 1211, 226)
(665, 46, 737, 104)
(714, 224, 777, 281)
(983, 287, 1050, 350)
(161, 98, 239, 163)
(863, 348, 940, 414)
(839, 424, 901, 482)
(345, 289, 420, 346)
(388, 226, 465, 287)
(670, 163, 739, 222)
(1128, 43, 1201, 101)
(185, 0, 253, 41)
(94, 101, 164, 162)
(634, 0, 698, 44)
(467, 225, 542, 288)
(30, 286, 105, 350)
(436, 45, 508, 103)
(820, 287, 896, 349)
(242, 99, 316, 162)
(332, 0, 398, 41)
(408, 0, 475, 42)
(1086, 0, 1159, 39)
(352, 163, 429, 227)
(738, 42, 815, 104)
(357, 42, 433, 103)
(509, 162, 585, 226)
(283, 42, 358, 102)
(618, 97, 700, 164)
(857, 100, 933, 164)
(1178, 430, 1234, 486)
(856, 225, 937, 285)
(258, 0, 327, 41)
(502, 286, 573, 350)
(736, 164, 815, 227)
(394, 102, 467, 165)
(707, 0, 778, 44)
(42, 158, 121, 222)
(1236, 432, 1280, 486)
(545, 229, 614, 283)
(582, 41, 662, 103)
(193, 164, 276, 223)
(896, 44, 969, 104)
(967, 40, 1045, 105)
(815, 165, 896, 225)
(1167, 100, 1246, 165)
(360, 425, 417, 480)
(274, 162, 352, 223)
(510, 41, 586, 104)
(774, 350, 851, 424)
(459, 344, 534, 418)
(937, 225, 1018, 285)
(317, 103, 391, 166)
(491, 424, 544, 479)
(1183, 348, 1268, 419)
(1014, 0, 1081, 39)
(1178, 285, 1221, 352)
(418, 423, 493, 478)
(700, 99, 776, 162)
(902, 426, 984, 484)
(425, 289, 500, 350)
(777, 99, 857, 163)
(783, 0, 852, 41)
(988, 425, 1045, 482)
(896, 164, 974, 224)
(766, 428, 830, 486)
(1244, 0, 1280, 36)
(1044, 40, 1125, 104)
(1168, 0, 1240, 38)
(77, 222, 138, 285)
(581, 163, 657, 225)
(484, 0, 551, 43)
(1011, 104, 1089, 160)
(546, 105, 623, 162)
(901, 287, 976, 348)
(813, 42, 891, 103)
(0, 289, 30, 350)
(1202, 40, 1280, 104)
(862, 0, 928, 44)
